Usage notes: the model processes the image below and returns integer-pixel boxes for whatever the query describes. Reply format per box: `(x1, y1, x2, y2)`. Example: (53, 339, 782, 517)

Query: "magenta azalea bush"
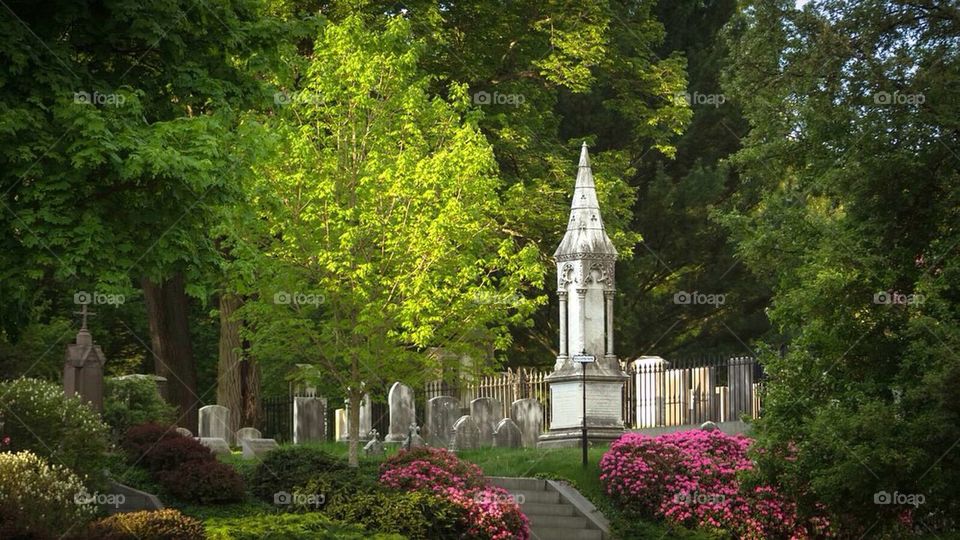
(380, 447, 529, 540)
(600, 430, 831, 539)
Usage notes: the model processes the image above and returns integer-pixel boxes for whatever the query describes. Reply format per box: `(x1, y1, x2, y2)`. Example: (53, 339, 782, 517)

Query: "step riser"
(521, 502, 577, 516)
(488, 477, 548, 491)
(529, 515, 587, 528)
(529, 527, 602, 540)
(512, 490, 560, 504)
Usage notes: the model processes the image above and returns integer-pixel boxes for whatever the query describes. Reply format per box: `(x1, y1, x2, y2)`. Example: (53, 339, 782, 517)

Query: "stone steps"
(487, 476, 608, 540)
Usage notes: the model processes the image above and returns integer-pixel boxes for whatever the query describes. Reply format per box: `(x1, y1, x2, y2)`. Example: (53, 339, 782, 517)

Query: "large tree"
(226, 14, 543, 466)
(722, 0, 959, 534)
(0, 0, 273, 430)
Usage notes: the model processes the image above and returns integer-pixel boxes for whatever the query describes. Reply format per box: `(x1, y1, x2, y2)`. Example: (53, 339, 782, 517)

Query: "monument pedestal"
(538, 356, 628, 448)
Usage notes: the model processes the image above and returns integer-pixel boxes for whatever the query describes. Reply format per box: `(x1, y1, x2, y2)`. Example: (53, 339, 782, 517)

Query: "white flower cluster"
(0, 450, 98, 529)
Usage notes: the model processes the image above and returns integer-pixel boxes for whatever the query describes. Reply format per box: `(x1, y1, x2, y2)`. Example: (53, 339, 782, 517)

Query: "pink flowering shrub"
(600, 430, 832, 539)
(380, 447, 529, 540)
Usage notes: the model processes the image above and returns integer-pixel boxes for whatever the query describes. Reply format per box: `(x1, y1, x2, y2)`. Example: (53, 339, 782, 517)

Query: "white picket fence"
(425, 356, 761, 431)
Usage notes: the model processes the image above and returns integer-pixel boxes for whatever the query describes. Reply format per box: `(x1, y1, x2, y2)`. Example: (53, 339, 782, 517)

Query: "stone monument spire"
(63, 304, 106, 412)
(539, 143, 628, 448)
(553, 142, 618, 371)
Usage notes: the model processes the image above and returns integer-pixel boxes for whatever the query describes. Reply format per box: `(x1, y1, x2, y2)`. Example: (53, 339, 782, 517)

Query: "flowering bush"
(0, 450, 98, 538)
(0, 377, 110, 482)
(380, 446, 486, 492)
(86, 508, 205, 540)
(600, 430, 831, 539)
(380, 447, 529, 540)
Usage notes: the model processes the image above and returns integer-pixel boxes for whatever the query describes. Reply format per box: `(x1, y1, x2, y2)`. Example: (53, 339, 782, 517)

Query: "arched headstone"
(452, 415, 480, 451)
(510, 398, 543, 448)
(426, 396, 460, 447)
(493, 418, 522, 448)
(386, 382, 416, 442)
(470, 397, 503, 447)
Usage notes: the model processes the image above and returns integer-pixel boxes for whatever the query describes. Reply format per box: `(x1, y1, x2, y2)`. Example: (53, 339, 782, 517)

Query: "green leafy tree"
(721, 0, 960, 534)
(226, 15, 543, 466)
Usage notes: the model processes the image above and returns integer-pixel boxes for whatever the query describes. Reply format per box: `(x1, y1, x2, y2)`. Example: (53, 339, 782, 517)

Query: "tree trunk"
(142, 273, 199, 433)
(216, 292, 261, 433)
(347, 384, 361, 468)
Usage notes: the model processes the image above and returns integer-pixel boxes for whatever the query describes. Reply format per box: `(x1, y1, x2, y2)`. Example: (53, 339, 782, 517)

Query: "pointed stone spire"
(554, 142, 617, 260)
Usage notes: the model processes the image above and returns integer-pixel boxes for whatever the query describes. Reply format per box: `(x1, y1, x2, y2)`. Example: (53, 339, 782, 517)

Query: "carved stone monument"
(539, 143, 628, 448)
(63, 305, 106, 412)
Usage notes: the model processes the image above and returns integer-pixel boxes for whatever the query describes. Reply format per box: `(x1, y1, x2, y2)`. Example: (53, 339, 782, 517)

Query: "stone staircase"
(488, 477, 609, 540)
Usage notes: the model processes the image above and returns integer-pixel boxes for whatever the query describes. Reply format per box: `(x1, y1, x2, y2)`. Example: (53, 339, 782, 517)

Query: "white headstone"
(241, 437, 280, 459)
(493, 418, 522, 448)
(426, 396, 460, 447)
(470, 397, 503, 447)
(335, 408, 348, 441)
(452, 415, 480, 451)
(293, 396, 326, 444)
(634, 356, 667, 428)
(198, 437, 231, 456)
(386, 382, 416, 442)
(510, 398, 543, 448)
(198, 405, 232, 445)
(174, 427, 193, 438)
(235, 427, 262, 447)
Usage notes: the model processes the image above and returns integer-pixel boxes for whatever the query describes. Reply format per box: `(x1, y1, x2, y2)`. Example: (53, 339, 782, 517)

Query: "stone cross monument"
(538, 143, 628, 448)
(63, 304, 106, 412)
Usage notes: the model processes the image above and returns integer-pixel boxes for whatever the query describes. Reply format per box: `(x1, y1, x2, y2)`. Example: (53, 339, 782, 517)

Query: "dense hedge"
(324, 490, 467, 540)
(158, 460, 246, 504)
(248, 445, 347, 502)
(85, 509, 204, 540)
(205, 512, 404, 540)
(103, 377, 176, 440)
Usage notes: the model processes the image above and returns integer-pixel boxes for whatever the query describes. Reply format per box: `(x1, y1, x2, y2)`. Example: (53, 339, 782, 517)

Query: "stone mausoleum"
(539, 143, 629, 448)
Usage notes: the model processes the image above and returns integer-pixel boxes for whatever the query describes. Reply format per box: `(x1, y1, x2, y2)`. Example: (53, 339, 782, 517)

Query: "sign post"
(572, 354, 595, 467)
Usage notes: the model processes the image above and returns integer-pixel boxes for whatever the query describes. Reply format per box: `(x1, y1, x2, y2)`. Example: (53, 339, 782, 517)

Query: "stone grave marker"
(198, 405, 232, 445)
(235, 427, 262, 447)
(63, 304, 106, 412)
(198, 437, 231, 456)
(386, 382, 416, 442)
(174, 427, 193, 438)
(241, 437, 280, 459)
(363, 429, 385, 456)
(293, 396, 326, 444)
(493, 418, 523, 448)
(452, 415, 480, 451)
(470, 397, 503, 447)
(510, 398, 543, 448)
(403, 423, 426, 449)
(425, 396, 460, 447)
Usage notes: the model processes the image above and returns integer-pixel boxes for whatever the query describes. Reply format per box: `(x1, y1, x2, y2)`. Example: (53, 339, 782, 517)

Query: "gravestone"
(470, 397, 503, 447)
(510, 398, 543, 448)
(198, 437, 231, 456)
(63, 304, 106, 412)
(425, 396, 460, 447)
(493, 418, 523, 448)
(174, 427, 193, 438)
(198, 405, 232, 445)
(241, 437, 280, 459)
(452, 415, 480, 451)
(293, 396, 326, 444)
(403, 423, 426, 449)
(386, 382, 416, 443)
(235, 427, 262, 447)
(335, 409, 347, 441)
(364, 429, 385, 456)
(342, 394, 373, 441)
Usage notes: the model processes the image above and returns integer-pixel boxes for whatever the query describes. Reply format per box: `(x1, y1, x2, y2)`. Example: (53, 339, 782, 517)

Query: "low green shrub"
(324, 490, 468, 540)
(248, 445, 347, 502)
(0, 377, 110, 483)
(84, 508, 205, 540)
(291, 467, 379, 509)
(103, 377, 176, 440)
(158, 460, 246, 504)
(205, 512, 404, 540)
(0, 450, 98, 539)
